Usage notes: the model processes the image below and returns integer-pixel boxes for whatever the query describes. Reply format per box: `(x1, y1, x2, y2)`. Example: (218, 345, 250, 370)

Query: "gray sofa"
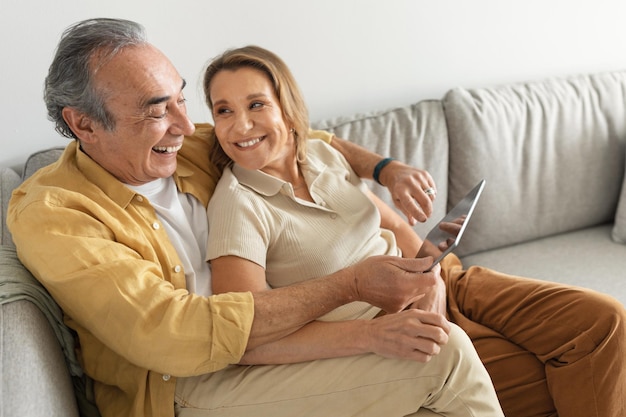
(2, 70, 626, 416)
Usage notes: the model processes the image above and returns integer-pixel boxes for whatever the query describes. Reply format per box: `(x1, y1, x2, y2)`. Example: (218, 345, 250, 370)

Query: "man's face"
(78, 44, 195, 185)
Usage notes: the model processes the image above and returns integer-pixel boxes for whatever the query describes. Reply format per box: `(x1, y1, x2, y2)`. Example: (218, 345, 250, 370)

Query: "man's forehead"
(93, 44, 185, 104)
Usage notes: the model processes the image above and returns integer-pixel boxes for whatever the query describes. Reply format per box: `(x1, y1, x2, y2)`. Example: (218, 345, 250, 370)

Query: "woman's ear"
(62, 107, 97, 143)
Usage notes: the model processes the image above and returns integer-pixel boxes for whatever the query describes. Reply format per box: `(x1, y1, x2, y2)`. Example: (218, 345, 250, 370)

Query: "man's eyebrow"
(144, 79, 187, 106)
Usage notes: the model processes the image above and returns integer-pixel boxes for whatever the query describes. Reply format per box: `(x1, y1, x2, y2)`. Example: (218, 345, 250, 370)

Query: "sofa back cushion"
(612, 146, 626, 243)
(1, 168, 21, 247)
(23, 147, 65, 180)
(313, 100, 450, 238)
(0, 147, 65, 247)
(444, 71, 626, 256)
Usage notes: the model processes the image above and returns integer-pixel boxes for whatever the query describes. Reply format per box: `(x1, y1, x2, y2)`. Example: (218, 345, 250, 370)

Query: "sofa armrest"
(1, 245, 82, 416)
(1, 299, 80, 416)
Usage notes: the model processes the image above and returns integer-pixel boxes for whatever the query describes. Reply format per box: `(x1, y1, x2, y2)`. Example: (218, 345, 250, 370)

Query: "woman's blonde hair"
(203, 45, 309, 173)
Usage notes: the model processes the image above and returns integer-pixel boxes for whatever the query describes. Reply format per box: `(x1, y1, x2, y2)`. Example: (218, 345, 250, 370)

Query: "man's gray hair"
(44, 18, 148, 139)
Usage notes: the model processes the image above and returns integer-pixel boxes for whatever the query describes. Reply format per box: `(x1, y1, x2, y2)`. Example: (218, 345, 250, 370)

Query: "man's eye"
(148, 104, 168, 119)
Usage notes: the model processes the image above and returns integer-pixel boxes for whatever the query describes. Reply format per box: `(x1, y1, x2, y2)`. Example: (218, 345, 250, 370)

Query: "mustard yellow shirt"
(7, 124, 334, 417)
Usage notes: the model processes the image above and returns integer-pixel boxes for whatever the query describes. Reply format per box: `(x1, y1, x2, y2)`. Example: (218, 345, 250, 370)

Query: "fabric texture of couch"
(2, 70, 625, 416)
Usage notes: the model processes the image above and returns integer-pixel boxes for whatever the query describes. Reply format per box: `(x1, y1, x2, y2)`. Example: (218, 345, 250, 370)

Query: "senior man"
(8, 18, 625, 417)
(8, 18, 503, 417)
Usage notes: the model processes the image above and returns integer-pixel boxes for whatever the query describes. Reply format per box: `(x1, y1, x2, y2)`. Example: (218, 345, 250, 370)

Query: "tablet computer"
(416, 179, 485, 271)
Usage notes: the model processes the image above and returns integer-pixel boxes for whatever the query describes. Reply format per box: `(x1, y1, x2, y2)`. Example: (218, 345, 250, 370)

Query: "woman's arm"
(211, 255, 269, 294)
(330, 136, 437, 225)
(365, 189, 423, 258)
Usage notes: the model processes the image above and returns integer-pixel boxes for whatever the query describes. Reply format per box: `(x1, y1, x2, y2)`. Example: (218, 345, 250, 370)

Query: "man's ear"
(62, 107, 98, 143)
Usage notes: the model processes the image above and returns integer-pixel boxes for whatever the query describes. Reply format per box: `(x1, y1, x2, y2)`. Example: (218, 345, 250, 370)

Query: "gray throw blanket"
(0, 245, 101, 417)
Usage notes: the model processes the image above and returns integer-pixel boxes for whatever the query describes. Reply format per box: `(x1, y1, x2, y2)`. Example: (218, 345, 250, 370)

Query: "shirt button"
(320, 201, 327, 207)
(152, 222, 160, 230)
(330, 213, 337, 219)
(136, 195, 144, 202)
(174, 265, 182, 273)
(162, 374, 171, 381)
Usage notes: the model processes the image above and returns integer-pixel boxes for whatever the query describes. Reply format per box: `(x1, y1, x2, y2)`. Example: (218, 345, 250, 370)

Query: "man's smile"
(152, 143, 183, 154)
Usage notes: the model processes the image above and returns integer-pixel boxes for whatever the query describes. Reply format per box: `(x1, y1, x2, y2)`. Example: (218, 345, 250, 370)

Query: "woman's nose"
(233, 112, 253, 133)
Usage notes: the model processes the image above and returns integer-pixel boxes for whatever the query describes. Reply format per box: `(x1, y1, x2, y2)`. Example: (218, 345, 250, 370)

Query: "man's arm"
(242, 306, 450, 365)
(330, 136, 437, 226)
(245, 255, 439, 350)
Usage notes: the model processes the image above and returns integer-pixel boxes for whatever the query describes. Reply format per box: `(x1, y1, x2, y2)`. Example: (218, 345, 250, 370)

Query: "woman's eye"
(250, 102, 264, 110)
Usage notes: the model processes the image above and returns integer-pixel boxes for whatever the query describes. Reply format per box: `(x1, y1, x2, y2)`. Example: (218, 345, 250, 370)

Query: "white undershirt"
(127, 177, 212, 296)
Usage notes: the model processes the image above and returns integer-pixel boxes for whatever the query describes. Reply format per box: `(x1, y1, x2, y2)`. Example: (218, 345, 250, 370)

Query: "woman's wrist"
(373, 157, 396, 185)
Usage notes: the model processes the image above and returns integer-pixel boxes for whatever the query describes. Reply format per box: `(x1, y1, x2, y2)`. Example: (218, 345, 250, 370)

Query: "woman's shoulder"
(307, 137, 344, 160)
(306, 137, 352, 173)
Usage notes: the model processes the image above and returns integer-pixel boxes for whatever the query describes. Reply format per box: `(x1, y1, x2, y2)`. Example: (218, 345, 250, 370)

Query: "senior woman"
(185, 45, 502, 416)
(199, 45, 626, 417)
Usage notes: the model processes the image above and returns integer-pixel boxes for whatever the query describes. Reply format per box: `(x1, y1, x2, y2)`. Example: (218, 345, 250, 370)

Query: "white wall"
(2, 0, 626, 169)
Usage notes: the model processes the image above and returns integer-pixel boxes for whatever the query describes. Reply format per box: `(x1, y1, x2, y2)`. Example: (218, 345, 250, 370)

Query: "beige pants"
(174, 323, 503, 417)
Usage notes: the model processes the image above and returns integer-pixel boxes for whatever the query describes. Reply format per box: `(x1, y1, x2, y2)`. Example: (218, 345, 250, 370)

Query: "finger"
(438, 221, 462, 235)
(391, 256, 437, 274)
(415, 314, 451, 336)
(395, 193, 431, 223)
(420, 173, 437, 200)
(413, 185, 436, 218)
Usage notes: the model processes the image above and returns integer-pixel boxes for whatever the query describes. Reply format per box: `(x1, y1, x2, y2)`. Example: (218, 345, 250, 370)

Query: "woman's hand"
(378, 160, 438, 226)
(328, 137, 437, 225)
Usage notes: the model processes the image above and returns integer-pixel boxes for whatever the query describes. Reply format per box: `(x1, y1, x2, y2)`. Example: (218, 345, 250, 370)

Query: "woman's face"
(209, 67, 295, 177)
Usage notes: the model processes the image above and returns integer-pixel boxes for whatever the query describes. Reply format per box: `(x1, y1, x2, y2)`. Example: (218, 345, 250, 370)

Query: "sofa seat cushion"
(460, 224, 626, 305)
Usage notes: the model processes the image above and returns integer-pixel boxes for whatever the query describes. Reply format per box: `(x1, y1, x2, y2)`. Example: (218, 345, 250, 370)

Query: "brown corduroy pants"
(441, 254, 626, 417)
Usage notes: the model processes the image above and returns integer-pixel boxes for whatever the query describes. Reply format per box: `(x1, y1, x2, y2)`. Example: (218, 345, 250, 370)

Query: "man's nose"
(169, 106, 196, 136)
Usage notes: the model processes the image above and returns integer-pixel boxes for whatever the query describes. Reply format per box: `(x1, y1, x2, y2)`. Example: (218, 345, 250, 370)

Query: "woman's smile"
(236, 136, 265, 149)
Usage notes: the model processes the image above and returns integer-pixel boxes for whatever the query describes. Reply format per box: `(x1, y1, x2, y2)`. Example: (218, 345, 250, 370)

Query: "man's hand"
(364, 308, 450, 362)
(350, 256, 438, 313)
(410, 267, 448, 316)
(377, 160, 437, 225)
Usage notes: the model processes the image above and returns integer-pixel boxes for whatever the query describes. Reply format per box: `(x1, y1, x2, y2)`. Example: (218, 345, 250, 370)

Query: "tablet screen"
(416, 179, 485, 271)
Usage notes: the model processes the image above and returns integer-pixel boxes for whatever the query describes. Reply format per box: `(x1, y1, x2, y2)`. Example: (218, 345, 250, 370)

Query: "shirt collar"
(232, 164, 287, 196)
(231, 150, 328, 196)
(73, 142, 136, 208)
(73, 141, 196, 209)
